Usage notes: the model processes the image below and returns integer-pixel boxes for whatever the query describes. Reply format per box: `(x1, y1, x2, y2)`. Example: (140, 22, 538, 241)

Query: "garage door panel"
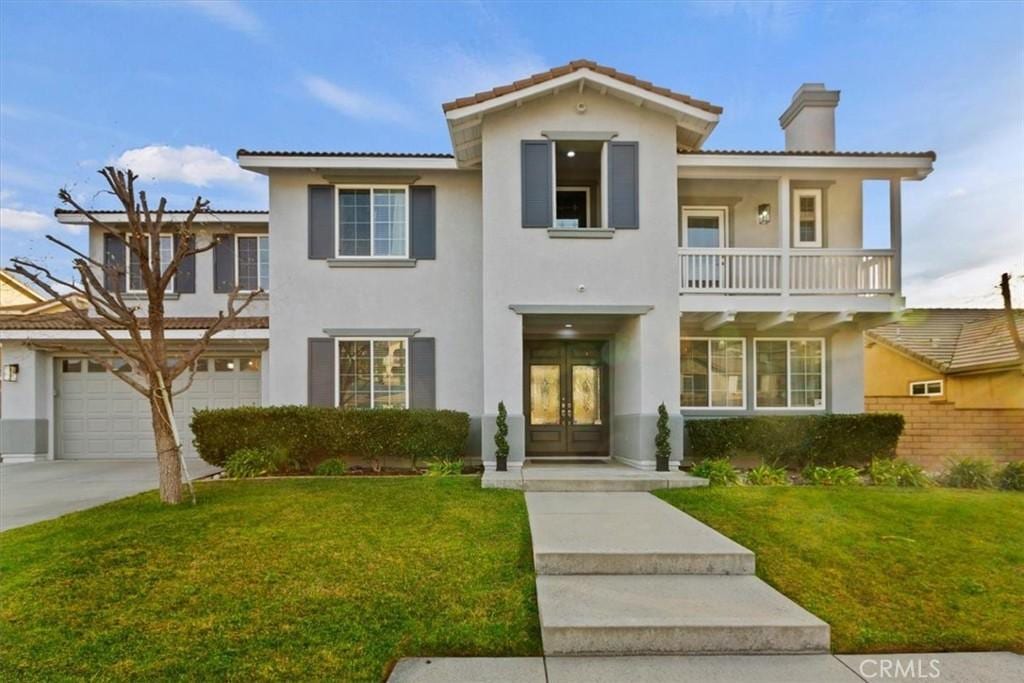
(57, 357, 261, 459)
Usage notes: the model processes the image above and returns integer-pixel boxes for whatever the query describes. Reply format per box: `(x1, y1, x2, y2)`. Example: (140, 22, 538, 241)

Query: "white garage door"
(56, 356, 261, 459)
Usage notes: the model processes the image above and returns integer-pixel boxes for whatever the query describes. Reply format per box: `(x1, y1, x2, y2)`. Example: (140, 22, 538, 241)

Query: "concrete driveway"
(0, 459, 221, 531)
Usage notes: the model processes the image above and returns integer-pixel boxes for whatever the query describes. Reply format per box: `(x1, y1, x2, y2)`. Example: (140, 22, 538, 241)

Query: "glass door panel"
(529, 365, 561, 425)
(571, 365, 602, 425)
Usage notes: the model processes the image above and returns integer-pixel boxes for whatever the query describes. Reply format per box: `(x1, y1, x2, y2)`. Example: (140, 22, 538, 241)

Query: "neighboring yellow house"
(0, 270, 87, 315)
(865, 308, 1024, 469)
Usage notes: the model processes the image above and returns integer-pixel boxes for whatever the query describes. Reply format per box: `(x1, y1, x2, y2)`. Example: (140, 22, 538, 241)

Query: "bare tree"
(1000, 272, 1024, 374)
(8, 167, 260, 504)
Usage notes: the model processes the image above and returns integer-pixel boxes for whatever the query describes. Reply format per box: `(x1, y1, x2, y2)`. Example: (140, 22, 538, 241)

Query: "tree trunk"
(150, 393, 182, 504)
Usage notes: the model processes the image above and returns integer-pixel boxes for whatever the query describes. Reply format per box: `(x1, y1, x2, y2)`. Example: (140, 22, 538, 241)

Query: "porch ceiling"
(679, 310, 898, 334)
(523, 313, 635, 337)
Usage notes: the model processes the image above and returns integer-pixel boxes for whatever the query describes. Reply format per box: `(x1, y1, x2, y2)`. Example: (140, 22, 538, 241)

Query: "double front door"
(525, 340, 609, 457)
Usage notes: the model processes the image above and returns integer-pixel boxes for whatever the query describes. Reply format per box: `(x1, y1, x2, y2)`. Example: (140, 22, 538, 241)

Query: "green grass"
(0, 477, 540, 681)
(655, 486, 1024, 654)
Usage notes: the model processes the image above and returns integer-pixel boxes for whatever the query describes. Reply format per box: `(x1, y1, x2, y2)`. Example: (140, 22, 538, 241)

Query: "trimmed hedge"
(191, 406, 470, 470)
(686, 413, 904, 468)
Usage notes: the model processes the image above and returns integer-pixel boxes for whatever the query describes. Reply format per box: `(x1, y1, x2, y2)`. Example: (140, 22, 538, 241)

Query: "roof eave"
(236, 154, 461, 172)
(678, 152, 935, 179)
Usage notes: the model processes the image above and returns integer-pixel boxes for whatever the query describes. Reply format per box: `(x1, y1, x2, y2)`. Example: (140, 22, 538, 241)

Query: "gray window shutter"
(174, 235, 195, 294)
(521, 140, 552, 228)
(103, 233, 126, 292)
(408, 337, 436, 409)
(213, 235, 235, 293)
(608, 141, 639, 229)
(308, 337, 335, 407)
(410, 185, 436, 260)
(308, 185, 334, 259)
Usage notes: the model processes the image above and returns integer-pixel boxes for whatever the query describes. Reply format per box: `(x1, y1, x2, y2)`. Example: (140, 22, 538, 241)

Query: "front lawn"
(656, 486, 1024, 653)
(0, 478, 540, 681)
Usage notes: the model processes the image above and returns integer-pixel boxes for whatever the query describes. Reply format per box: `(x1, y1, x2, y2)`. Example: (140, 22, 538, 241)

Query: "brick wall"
(866, 396, 1024, 470)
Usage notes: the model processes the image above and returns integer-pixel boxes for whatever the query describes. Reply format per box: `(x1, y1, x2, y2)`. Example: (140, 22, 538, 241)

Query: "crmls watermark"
(858, 657, 942, 679)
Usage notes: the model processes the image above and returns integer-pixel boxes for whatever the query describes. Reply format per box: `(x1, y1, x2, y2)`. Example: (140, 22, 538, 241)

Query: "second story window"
(793, 188, 822, 247)
(554, 141, 601, 228)
(236, 235, 269, 291)
(337, 186, 408, 258)
(128, 234, 173, 292)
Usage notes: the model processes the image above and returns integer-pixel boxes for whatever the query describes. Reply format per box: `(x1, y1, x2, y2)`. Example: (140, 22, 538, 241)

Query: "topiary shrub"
(745, 463, 789, 486)
(314, 458, 347, 476)
(801, 465, 861, 486)
(691, 458, 741, 486)
(494, 401, 509, 472)
(224, 446, 289, 478)
(942, 457, 996, 489)
(998, 461, 1024, 491)
(686, 414, 904, 468)
(868, 458, 931, 488)
(655, 403, 672, 472)
(192, 406, 470, 472)
(424, 458, 464, 477)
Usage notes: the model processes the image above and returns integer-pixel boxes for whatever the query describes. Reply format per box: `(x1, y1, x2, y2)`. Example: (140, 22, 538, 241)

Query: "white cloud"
(0, 207, 50, 232)
(404, 46, 547, 106)
(182, 0, 265, 39)
(113, 145, 257, 188)
(301, 75, 413, 124)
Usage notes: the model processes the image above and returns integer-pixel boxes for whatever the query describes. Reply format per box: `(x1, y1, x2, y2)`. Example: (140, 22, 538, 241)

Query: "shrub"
(314, 458, 347, 476)
(224, 446, 289, 478)
(745, 463, 789, 486)
(424, 459, 464, 477)
(655, 403, 672, 469)
(868, 458, 931, 488)
(192, 406, 470, 472)
(802, 465, 861, 486)
(942, 457, 996, 489)
(691, 458, 741, 486)
(686, 414, 904, 469)
(998, 461, 1024, 491)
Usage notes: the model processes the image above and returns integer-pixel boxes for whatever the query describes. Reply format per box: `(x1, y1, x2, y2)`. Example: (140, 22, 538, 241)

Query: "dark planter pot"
(496, 455, 508, 472)
(655, 457, 670, 472)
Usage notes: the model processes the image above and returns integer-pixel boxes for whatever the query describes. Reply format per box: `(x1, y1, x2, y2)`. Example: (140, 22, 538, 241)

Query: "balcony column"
(889, 177, 902, 294)
(778, 175, 791, 295)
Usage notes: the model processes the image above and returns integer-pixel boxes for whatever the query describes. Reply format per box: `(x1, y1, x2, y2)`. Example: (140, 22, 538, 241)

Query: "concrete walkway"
(390, 652, 1024, 682)
(0, 459, 222, 531)
(483, 460, 708, 491)
(527, 491, 829, 656)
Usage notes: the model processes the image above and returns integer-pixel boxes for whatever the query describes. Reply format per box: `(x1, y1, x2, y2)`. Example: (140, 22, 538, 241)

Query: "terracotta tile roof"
(236, 149, 454, 159)
(54, 209, 268, 216)
(680, 149, 937, 160)
(441, 59, 723, 115)
(867, 308, 1024, 373)
(0, 313, 269, 331)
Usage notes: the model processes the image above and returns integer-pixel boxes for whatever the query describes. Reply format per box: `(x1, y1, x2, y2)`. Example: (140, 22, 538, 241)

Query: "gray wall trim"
(327, 258, 416, 268)
(322, 174, 421, 184)
(541, 130, 619, 141)
(122, 292, 180, 301)
(509, 304, 654, 315)
(0, 418, 49, 455)
(323, 328, 420, 337)
(548, 228, 615, 239)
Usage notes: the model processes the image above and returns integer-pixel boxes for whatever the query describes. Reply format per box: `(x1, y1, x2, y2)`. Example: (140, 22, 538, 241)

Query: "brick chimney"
(779, 83, 840, 152)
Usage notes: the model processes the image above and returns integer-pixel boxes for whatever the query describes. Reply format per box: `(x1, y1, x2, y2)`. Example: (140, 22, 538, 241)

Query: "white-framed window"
(335, 338, 408, 409)
(680, 206, 728, 248)
(235, 234, 269, 291)
(680, 337, 746, 409)
(755, 338, 826, 409)
(335, 185, 408, 258)
(910, 379, 943, 397)
(128, 234, 174, 292)
(792, 188, 822, 247)
(555, 186, 591, 228)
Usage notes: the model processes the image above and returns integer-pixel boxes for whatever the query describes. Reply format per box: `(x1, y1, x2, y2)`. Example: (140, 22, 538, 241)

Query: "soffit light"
(566, 150, 576, 158)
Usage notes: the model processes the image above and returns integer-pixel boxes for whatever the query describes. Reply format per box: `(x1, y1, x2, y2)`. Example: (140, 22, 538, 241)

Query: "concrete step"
(527, 492, 755, 575)
(536, 574, 830, 656)
(521, 465, 707, 492)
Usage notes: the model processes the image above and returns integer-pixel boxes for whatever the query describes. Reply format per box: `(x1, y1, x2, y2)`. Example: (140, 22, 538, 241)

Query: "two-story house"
(0, 61, 934, 467)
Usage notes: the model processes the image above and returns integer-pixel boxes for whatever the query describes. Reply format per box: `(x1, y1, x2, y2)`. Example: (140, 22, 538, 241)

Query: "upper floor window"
(755, 338, 825, 409)
(554, 141, 601, 228)
(337, 186, 408, 258)
(793, 188, 822, 247)
(680, 338, 745, 409)
(336, 338, 407, 409)
(236, 234, 269, 291)
(910, 380, 942, 397)
(128, 234, 174, 292)
(680, 207, 728, 248)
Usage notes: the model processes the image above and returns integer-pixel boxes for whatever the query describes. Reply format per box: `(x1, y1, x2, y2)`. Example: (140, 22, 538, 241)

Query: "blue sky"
(1, 0, 1021, 306)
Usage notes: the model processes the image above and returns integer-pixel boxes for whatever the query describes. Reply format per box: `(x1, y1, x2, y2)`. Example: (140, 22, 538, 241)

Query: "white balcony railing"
(679, 248, 896, 295)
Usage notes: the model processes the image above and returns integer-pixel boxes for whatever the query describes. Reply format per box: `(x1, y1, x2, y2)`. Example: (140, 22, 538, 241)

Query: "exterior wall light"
(2, 364, 19, 382)
(757, 203, 772, 225)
